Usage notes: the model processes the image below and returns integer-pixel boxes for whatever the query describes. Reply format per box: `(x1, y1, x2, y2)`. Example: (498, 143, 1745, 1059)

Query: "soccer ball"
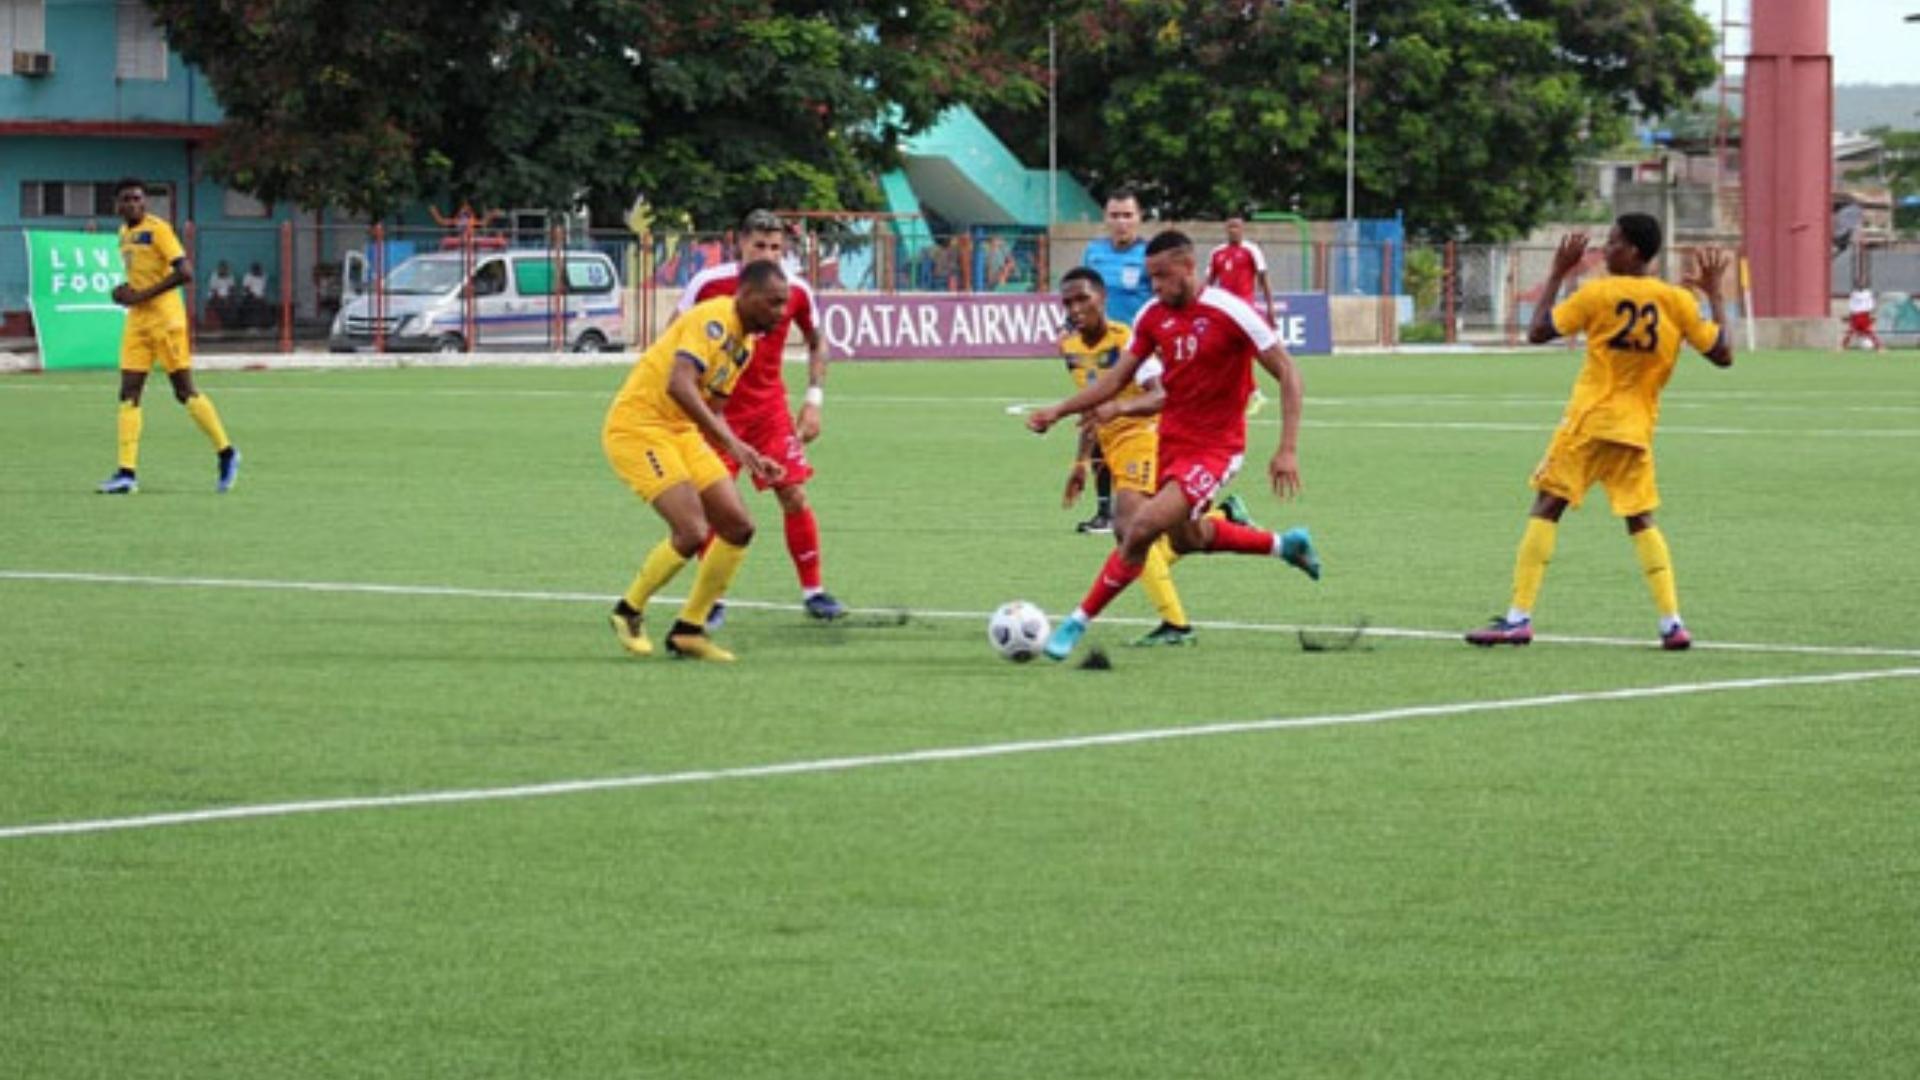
(988, 600, 1051, 663)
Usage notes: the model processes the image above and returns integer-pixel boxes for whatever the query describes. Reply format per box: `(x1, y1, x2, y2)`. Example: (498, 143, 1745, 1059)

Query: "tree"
(981, 0, 1719, 240)
(145, 1, 1044, 224)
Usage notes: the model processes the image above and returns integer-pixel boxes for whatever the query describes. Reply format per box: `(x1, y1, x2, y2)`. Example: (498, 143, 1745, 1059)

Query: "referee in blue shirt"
(1073, 186, 1149, 533)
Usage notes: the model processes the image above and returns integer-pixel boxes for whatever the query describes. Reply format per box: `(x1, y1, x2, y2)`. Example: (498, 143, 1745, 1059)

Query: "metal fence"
(6, 219, 1917, 353)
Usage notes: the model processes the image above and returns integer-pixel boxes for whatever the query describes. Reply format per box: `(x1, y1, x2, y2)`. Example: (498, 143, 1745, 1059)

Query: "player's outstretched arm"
(1527, 233, 1587, 345)
(1026, 355, 1142, 434)
(1684, 248, 1735, 368)
(1254, 341, 1304, 499)
(668, 355, 784, 484)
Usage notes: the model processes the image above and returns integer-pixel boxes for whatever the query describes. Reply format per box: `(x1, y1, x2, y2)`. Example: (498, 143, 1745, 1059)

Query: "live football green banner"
(25, 230, 126, 370)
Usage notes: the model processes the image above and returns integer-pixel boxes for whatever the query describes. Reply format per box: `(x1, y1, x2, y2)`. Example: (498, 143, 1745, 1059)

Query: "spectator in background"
(239, 262, 269, 328)
(930, 237, 960, 292)
(205, 260, 237, 328)
(984, 235, 1016, 290)
(1208, 216, 1276, 325)
(1843, 283, 1882, 351)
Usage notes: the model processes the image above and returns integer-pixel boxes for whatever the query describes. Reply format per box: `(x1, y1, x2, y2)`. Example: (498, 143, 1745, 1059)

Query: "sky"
(1696, 0, 1919, 85)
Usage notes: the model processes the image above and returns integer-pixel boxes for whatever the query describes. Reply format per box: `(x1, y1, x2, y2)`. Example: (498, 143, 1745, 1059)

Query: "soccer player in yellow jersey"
(1048, 266, 1253, 647)
(604, 259, 790, 662)
(1467, 214, 1733, 650)
(98, 178, 239, 495)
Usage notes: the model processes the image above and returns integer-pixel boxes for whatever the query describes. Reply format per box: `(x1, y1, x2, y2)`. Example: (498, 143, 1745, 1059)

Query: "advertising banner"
(25, 231, 126, 370)
(1269, 292, 1332, 355)
(816, 291, 1333, 360)
(816, 294, 1065, 360)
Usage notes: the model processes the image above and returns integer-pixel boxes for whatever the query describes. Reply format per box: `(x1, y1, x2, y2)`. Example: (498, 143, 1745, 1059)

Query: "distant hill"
(1836, 84, 1920, 133)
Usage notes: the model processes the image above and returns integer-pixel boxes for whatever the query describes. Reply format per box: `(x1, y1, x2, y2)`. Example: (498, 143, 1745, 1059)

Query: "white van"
(329, 250, 625, 353)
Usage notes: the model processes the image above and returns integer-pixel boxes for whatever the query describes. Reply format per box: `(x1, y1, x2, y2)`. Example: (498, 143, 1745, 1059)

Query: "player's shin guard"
(1511, 517, 1558, 614)
(625, 539, 689, 611)
(116, 401, 143, 471)
(183, 394, 231, 452)
(1140, 537, 1189, 627)
(1078, 548, 1146, 621)
(1204, 519, 1276, 555)
(1632, 526, 1679, 620)
(783, 507, 823, 592)
(679, 537, 748, 627)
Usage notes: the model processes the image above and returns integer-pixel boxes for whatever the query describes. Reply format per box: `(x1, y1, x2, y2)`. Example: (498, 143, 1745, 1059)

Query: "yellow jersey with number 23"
(118, 215, 188, 330)
(1550, 275, 1720, 450)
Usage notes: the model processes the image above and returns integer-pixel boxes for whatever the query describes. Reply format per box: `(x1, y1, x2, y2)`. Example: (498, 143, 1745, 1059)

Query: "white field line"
(4, 569, 1919, 660)
(4, 665, 1918, 841)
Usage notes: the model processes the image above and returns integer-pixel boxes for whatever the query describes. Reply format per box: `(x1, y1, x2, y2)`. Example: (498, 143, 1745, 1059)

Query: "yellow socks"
(116, 401, 143, 471)
(183, 394, 231, 451)
(1632, 526, 1680, 620)
(624, 540, 690, 611)
(1140, 536, 1189, 627)
(678, 537, 748, 627)
(1509, 516, 1558, 616)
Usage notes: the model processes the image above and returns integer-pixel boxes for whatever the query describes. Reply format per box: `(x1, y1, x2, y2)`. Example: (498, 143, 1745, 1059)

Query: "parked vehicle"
(329, 250, 624, 353)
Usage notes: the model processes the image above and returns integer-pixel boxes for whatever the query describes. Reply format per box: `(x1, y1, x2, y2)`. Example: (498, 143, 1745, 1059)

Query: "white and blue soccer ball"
(988, 600, 1051, 663)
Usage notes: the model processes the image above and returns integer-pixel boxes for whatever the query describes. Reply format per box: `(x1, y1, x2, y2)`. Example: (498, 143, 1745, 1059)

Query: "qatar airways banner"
(814, 292, 1332, 360)
(817, 294, 1065, 360)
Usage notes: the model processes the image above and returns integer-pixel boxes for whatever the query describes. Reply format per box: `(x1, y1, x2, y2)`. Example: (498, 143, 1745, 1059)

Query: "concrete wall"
(0, 1, 221, 123)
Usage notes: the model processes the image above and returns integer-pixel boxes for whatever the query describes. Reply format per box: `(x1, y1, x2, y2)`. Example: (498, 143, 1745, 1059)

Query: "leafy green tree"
(982, 0, 1718, 239)
(146, 1, 1043, 224)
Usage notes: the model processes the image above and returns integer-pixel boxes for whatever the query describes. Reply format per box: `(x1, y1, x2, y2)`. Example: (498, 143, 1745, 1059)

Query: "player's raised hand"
(1685, 248, 1730, 300)
(1268, 448, 1302, 500)
(1550, 233, 1589, 277)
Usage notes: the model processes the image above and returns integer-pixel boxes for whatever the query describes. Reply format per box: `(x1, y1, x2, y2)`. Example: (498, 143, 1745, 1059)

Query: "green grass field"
(3, 350, 1918, 1078)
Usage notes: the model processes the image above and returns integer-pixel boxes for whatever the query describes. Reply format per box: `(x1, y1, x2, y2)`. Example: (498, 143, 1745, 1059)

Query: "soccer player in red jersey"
(675, 210, 845, 621)
(1206, 216, 1275, 325)
(1027, 230, 1321, 660)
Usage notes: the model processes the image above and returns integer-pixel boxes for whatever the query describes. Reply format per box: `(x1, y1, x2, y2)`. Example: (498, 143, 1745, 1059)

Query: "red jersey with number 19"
(676, 261, 817, 417)
(1127, 287, 1278, 458)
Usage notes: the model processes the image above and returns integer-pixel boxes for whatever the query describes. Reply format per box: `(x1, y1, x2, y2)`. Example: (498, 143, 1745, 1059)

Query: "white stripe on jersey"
(674, 261, 813, 316)
(675, 262, 740, 314)
(1134, 356, 1165, 385)
(1197, 287, 1279, 351)
(1207, 242, 1269, 272)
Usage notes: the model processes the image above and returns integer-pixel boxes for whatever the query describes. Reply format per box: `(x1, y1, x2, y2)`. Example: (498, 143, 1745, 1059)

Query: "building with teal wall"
(1, 0, 299, 330)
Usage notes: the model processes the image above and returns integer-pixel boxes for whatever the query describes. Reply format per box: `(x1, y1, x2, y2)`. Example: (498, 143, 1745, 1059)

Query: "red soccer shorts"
(716, 404, 814, 491)
(1156, 440, 1244, 517)
(1850, 312, 1874, 333)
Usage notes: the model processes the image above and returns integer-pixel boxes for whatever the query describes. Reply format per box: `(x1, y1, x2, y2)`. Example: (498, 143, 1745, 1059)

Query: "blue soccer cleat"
(704, 600, 727, 633)
(216, 447, 241, 493)
(96, 470, 138, 495)
(803, 592, 847, 621)
(1465, 617, 1533, 647)
(1280, 527, 1321, 581)
(1044, 616, 1087, 662)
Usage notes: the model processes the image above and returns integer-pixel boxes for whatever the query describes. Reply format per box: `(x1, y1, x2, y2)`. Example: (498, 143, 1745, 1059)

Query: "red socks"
(1206, 520, 1276, 555)
(1078, 549, 1145, 619)
(784, 507, 823, 591)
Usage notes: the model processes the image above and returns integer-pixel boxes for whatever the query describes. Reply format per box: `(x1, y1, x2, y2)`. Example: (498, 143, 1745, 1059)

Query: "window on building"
(223, 189, 271, 219)
(21, 180, 174, 221)
(2, 0, 50, 70)
(115, 0, 168, 81)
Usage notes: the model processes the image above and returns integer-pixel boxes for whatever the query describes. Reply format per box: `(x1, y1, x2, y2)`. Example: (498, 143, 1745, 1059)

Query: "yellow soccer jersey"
(1551, 275, 1720, 448)
(1061, 321, 1155, 447)
(607, 296, 754, 433)
(117, 214, 188, 329)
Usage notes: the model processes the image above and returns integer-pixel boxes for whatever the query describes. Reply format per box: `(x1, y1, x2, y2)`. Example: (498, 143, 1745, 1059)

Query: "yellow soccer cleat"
(608, 608, 653, 657)
(665, 630, 736, 663)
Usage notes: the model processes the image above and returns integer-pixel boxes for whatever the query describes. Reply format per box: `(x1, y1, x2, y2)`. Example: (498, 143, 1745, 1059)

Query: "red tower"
(1742, 0, 1832, 318)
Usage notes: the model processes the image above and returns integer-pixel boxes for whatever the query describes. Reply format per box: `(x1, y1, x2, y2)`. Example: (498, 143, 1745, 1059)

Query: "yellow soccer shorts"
(1099, 426, 1159, 496)
(120, 321, 191, 373)
(604, 424, 732, 503)
(1530, 431, 1660, 517)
